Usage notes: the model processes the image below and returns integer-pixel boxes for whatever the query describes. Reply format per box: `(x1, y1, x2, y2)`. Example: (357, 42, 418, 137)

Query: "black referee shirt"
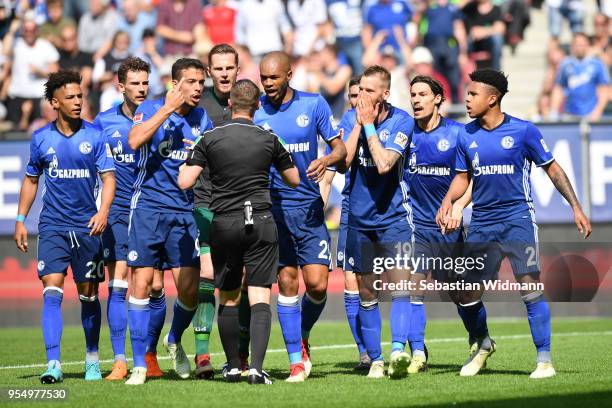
(194, 88, 232, 207)
(187, 118, 294, 215)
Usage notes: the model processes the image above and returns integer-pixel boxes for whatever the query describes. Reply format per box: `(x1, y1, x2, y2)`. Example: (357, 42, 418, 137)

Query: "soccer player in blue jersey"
(254, 51, 347, 382)
(342, 65, 415, 379)
(406, 75, 472, 374)
(124, 58, 213, 385)
(14, 70, 116, 383)
(321, 76, 371, 370)
(437, 69, 592, 379)
(93, 57, 169, 380)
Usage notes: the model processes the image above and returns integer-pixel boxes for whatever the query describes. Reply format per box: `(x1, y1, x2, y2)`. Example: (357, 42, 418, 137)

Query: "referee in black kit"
(178, 79, 299, 385)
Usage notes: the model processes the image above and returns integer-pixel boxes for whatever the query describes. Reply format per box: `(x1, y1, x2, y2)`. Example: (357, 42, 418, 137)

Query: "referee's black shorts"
(210, 211, 279, 291)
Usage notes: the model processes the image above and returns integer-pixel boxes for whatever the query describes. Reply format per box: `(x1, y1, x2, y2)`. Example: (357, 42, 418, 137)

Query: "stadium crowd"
(0, 0, 608, 133)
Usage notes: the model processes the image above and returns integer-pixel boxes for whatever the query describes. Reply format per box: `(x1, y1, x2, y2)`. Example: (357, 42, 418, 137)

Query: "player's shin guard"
(457, 300, 491, 348)
(344, 290, 366, 355)
(128, 296, 150, 368)
(193, 277, 215, 356)
(80, 294, 101, 361)
(359, 300, 383, 361)
(42, 287, 63, 364)
(277, 295, 302, 365)
(168, 299, 197, 344)
(218, 305, 240, 369)
(250, 303, 271, 372)
(146, 290, 166, 353)
(408, 295, 426, 358)
(238, 290, 251, 358)
(107, 280, 128, 362)
(523, 291, 552, 363)
(390, 292, 410, 353)
(301, 292, 327, 341)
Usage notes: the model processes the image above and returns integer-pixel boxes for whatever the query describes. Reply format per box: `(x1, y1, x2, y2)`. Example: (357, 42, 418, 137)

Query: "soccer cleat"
(407, 355, 428, 374)
(388, 351, 410, 379)
(367, 360, 385, 379)
(145, 352, 164, 378)
(460, 339, 496, 377)
(163, 334, 191, 379)
(125, 367, 147, 385)
(85, 361, 102, 381)
(248, 369, 272, 385)
(529, 362, 556, 379)
(40, 362, 63, 384)
(285, 363, 306, 383)
(105, 360, 128, 380)
(223, 367, 242, 383)
(239, 353, 250, 377)
(354, 358, 371, 371)
(301, 339, 312, 377)
(194, 354, 214, 380)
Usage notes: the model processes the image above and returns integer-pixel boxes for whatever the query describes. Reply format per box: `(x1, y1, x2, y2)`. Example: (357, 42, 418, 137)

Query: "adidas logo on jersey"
(469, 141, 478, 149)
(46, 147, 56, 155)
(112, 130, 121, 138)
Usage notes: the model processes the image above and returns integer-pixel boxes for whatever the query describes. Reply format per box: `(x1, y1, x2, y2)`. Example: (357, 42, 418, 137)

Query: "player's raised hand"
(164, 77, 186, 111)
(88, 210, 109, 236)
(436, 198, 453, 234)
(14, 222, 28, 252)
(574, 207, 592, 239)
(307, 157, 329, 183)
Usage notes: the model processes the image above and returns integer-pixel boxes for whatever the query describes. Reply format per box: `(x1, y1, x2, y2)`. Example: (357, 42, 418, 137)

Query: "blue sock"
(524, 293, 552, 362)
(390, 294, 410, 353)
(128, 297, 150, 368)
(344, 291, 366, 354)
(79, 294, 101, 354)
(301, 293, 326, 341)
(277, 295, 302, 365)
(408, 297, 426, 355)
(146, 290, 166, 353)
(457, 301, 489, 342)
(107, 280, 128, 361)
(42, 287, 63, 364)
(167, 299, 196, 344)
(359, 301, 383, 361)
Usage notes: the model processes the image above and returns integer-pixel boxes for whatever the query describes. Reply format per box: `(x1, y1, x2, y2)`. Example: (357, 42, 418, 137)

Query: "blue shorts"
(127, 209, 199, 269)
(345, 219, 414, 274)
(336, 222, 348, 269)
(461, 218, 540, 283)
(102, 209, 129, 262)
(37, 230, 105, 283)
(413, 226, 464, 281)
(272, 202, 331, 268)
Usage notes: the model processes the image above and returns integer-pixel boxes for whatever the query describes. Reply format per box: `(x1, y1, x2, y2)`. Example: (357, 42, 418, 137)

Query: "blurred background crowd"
(0, 0, 608, 133)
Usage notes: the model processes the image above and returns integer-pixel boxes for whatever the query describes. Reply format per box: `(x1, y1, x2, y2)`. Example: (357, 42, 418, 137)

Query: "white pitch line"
(2, 330, 611, 371)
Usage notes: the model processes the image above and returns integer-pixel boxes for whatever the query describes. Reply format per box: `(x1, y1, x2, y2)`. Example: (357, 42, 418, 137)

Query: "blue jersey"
(347, 105, 415, 231)
(408, 118, 462, 228)
(131, 99, 213, 212)
(254, 90, 340, 209)
(555, 56, 609, 116)
(366, 0, 412, 52)
(456, 114, 554, 227)
(26, 121, 115, 233)
(93, 105, 138, 212)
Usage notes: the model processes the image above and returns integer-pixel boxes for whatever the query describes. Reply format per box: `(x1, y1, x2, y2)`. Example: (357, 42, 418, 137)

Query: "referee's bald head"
(229, 79, 261, 116)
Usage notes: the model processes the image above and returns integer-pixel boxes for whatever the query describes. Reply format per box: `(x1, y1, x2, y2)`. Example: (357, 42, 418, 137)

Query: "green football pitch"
(1, 318, 611, 407)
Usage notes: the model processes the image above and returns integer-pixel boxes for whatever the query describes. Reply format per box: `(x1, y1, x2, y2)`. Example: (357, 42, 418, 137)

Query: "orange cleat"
(105, 360, 128, 380)
(145, 352, 164, 378)
(194, 354, 214, 380)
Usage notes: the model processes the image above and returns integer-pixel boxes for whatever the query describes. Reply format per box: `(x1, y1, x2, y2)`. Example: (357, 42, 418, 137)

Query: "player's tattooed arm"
(545, 161, 592, 238)
(14, 175, 39, 252)
(366, 134, 401, 174)
(89, 171, 116, 236)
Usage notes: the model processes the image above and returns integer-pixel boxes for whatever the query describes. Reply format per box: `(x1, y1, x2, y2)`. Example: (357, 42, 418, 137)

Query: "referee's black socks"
(218, 305, 241, 370)
(250, 303, 272, 373)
